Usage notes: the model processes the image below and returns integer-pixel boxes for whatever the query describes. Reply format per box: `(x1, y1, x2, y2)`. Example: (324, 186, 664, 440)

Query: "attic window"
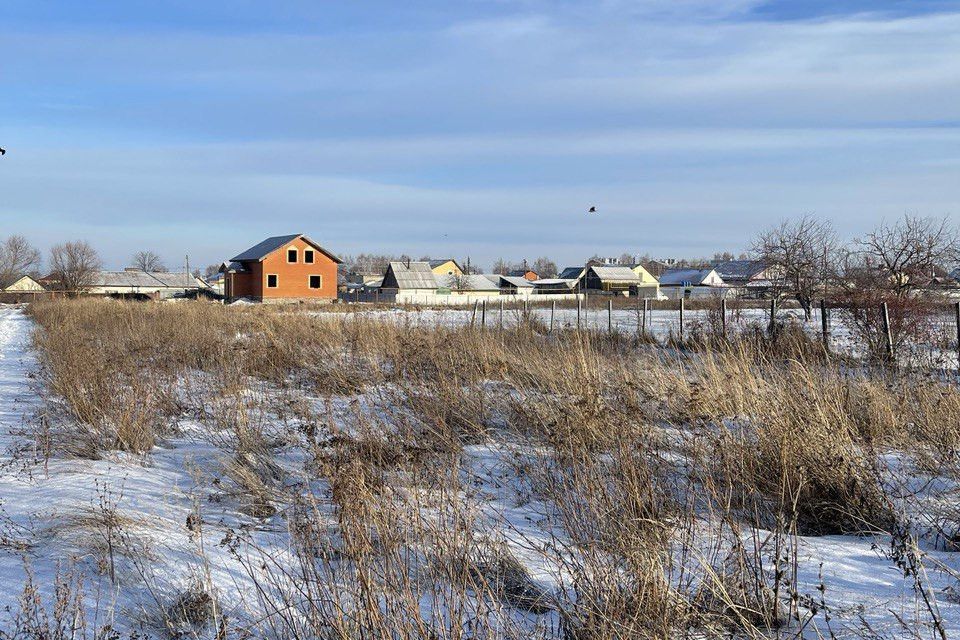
(287, 248, 298, 263)
(267, 274, 278, 288)
(304, 249, 314, 264)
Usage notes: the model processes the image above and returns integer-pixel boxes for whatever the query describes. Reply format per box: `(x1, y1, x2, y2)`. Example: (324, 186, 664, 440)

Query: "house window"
(267, 274, 278, 288)
(309, 275, 322, 289)
(287, 248, 298, 263)
(304, 249, 314, 264)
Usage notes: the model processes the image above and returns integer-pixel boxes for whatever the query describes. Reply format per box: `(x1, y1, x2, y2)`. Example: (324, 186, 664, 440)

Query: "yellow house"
(428, 259, 463, 277)
(630, 264, 660, 296)
(1, 275, 45, 292)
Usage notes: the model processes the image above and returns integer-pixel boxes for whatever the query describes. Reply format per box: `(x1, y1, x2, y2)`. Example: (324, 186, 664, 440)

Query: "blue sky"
(1, 1, 959, 270)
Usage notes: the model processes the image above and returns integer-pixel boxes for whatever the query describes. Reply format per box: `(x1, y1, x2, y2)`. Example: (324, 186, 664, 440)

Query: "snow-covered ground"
(4, 303, 960, 637)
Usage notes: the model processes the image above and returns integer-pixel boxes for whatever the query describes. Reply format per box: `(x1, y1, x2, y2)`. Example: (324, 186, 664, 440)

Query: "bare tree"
(49, 241, 102, 292)
(203, 264, 220, 279)
(531, 257, 557, 278)
(131, 250, 167, 272)
(854, 215, 959, 298)
(0, 235, 42, 283)
(752, 215, 837, 320)
(491, 258, 511, 275)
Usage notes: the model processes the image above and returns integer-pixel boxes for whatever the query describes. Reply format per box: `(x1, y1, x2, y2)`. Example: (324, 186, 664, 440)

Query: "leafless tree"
(131, 250, 167, 272)
(0, 235, 42, 283)
(491, 258, 511, 275)
(532, 257, 557, 278)
(49, 241, 102, 292)
(854, 215, 960, 298)
(752, 215, 837, 320)
(203, 264, 220, 279)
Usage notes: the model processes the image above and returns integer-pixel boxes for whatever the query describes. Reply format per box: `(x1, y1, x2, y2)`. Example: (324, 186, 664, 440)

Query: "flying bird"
(0, 148, 6, 156)
(588, 206, 596, 213)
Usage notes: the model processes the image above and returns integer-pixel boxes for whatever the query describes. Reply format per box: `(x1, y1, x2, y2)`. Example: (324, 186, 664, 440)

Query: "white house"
(658, 268, 728, 299)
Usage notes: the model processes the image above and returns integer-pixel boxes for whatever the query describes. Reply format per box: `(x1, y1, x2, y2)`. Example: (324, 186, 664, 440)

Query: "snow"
(3, 303, 960, 637)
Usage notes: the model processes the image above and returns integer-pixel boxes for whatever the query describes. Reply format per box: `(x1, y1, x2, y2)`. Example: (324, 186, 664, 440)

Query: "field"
(3, 299, 960, 639)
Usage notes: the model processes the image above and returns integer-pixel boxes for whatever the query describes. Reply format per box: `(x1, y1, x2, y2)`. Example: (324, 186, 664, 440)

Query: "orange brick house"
(223, 234, 341, 302)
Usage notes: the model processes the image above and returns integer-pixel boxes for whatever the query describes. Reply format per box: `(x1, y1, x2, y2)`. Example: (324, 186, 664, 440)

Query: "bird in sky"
(0, 148, 6, 156)
(588, 206, 596, 213)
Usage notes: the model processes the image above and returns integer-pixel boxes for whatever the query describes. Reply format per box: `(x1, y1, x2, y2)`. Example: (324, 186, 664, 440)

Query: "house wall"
(430, 261, 462, 277)
(259, 237, 338, 301)
(3, 277, 44, 292)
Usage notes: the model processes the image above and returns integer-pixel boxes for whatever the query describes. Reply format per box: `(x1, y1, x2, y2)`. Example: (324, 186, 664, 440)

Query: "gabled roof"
(383, 261, 438, 290)
(558, 266, 586, 280)
(0, 274, 44, 290)
(658, 268, 721, 286)
(713, 260, 766, 281)
(588, 265, 642, 282)
(533, 278, 577, 290)
(498, 275, 534, 289)
(231, 234, 341, 264)
(428, 258, 462, 270)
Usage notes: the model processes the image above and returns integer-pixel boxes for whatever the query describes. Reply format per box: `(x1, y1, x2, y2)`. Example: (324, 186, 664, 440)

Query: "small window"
(287, 248, 298, 263)
(304, 249, 314, 264)
(267, 274, 278, 288)
(309, 275, 322, 289)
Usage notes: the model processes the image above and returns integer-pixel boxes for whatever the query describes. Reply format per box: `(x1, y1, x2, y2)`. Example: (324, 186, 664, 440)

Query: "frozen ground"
(3, 304, 960, 637)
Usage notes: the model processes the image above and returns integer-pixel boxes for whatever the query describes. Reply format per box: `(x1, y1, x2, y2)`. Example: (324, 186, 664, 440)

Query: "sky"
(1, 0, 959, 271)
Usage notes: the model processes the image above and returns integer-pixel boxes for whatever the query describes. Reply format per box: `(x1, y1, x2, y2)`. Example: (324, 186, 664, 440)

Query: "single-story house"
(532, 278, 580, 294)
(1, 274, 45, 293)
(223, 234, 341, 303)
(381, 261, 438, 294)
(583, 265, 659, 297)
(658, 268, 727, 299)
(89, 270, 207, 299)
(428, 259, 464, 277)
(713, 260, 779, 298)
(487, 274, 536, 295)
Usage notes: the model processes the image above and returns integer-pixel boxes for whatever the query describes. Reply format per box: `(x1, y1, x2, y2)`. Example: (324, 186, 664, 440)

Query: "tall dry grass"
(17, 298, 960, 638)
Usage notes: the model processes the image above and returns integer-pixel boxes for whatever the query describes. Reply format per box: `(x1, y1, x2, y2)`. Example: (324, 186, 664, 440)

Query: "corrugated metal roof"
(658, 268, 718, 286)
(150, 272, 203, 288)
(588, 265, 642, 282)
(384, 262, 438, 290)
(533, 278, 577, 289)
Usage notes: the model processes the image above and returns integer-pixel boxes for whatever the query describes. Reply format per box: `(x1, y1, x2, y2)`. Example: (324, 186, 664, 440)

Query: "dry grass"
(17, 298, 960, 638)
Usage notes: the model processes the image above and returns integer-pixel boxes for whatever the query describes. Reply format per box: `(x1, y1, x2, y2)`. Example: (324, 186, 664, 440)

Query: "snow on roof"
(437, 274, 500, 291)
(588, 265, 642, 282)
(713, 260, 766, 281)
(93, 271, 202, 289)
(658, 268, 719, 286)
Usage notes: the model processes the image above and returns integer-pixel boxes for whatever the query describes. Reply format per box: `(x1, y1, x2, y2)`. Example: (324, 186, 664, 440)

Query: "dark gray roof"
(713, 260, 766, 281)
(658, 268, 719, 286)
(558, 266, 585, 280)
(427, 258, 462, 271)
(231, 234, 300, 261)
(230, 234, 342, 264)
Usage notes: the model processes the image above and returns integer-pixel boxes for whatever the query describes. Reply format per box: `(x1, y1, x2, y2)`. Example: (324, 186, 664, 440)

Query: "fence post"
(550, 300, 556, 334)
(608, 299, 613, 334)
(481, 300, 487, 329)
(375, 289, 380, 304)
(720, 298, 727, 338)
(679, 297, 685, 340)
(577, 297, 582, 331)
(955, 302, 960, 375)
(499, 299, 504, 331)
(820, 299, 830, 353)
(470, 301, 477, 328)
(881, 302, 893, 363)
